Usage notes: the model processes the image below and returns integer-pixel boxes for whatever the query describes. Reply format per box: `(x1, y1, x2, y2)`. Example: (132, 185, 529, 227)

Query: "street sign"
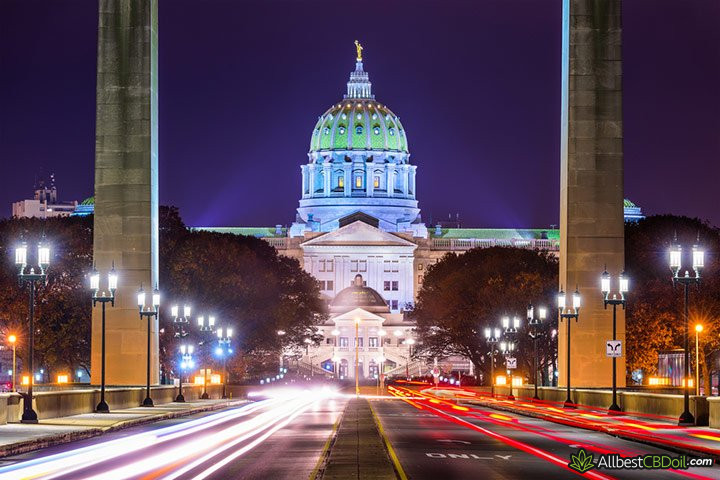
(506, 357, 517, 369)
(606, 340, 622, 357)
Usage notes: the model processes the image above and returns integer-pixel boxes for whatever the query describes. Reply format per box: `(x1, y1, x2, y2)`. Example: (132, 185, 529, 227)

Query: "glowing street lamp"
(176, 344, 195, 403)
(15, 235, 51, 423)
(670, 237, 704, 426)
(695, 324, 703, 396)
(527, 303, 547, 400)
(601, 268, 628, 413)
(138, 284, 160, 407)
(197, 315, 217, 399)
(558, 287, 581, 409)
(484, 327, 501, 397)
(7, 335, 17, 393)
(171, 304, 192, 338)
(90, 262, 118, 413)
(217, 326, 233, 399)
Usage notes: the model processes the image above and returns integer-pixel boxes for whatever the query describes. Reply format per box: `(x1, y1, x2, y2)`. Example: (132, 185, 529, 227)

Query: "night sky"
(1, 0, 718, 228)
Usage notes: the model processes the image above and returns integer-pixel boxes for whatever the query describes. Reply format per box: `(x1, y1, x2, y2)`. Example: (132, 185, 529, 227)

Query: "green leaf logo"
(568, 449, 595, 473)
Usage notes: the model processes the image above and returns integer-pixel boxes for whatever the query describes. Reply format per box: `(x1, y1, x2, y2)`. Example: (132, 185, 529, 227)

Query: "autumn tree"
(625, 215, 720, 390)
(412, 247, 558, 385)
(0, 215, 93, 379)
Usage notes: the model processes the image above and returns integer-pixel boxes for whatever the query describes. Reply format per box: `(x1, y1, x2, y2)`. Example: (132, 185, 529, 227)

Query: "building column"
(343, 165, 351, 197)
(366, 164, 374, 197)
(92, 0, 159, 386)
(323, 164, 331, 197)
(301, 165, 308, 198)
(558, 0, 625, 389)
(409, 166, 417, 197)
(401, 165, 409, 196)
(309, 165, 317, 197)
(387, 164, 396, 198)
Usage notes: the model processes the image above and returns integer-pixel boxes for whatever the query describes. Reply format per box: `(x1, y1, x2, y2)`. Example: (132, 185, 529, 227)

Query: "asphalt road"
(0, 390, 346, 480)
(372, 397, 720, 480)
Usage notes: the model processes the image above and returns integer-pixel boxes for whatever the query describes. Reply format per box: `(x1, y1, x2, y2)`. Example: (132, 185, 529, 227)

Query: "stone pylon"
(91, 0, 159, 386)
(558, 0, 626, 388)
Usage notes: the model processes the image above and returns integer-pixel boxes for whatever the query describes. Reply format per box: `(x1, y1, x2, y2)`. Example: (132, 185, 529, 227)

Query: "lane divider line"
(369, 401, 408, 480)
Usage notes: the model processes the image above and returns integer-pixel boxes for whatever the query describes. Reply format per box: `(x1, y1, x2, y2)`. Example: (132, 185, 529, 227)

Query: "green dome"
(310, 101, 408, 153)
(309, 59, 408, 154)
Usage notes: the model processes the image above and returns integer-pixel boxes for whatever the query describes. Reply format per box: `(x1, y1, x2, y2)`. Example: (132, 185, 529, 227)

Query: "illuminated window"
(373, 176, 380, 188)
(339, 337, 349, 347)
(418, 275, 423, 284)
(324, 127, 330, 135)
(339, 126, 346, 135)
(338, 176, 344, 188)
(355, 125, 363, 134)
(355, 176, 362, 188)
(418, 263, 424, 271)
(388, 128, 395, 136)
(373, 127, 380, 135)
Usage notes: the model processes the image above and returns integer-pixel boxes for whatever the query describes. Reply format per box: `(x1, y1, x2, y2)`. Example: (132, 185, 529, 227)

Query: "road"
(372, 392, 720, 480)
(0, 388, 345, 480)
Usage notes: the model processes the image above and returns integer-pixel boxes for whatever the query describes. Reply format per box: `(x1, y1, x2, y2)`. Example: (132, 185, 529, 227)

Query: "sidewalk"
(0, 398, 247, 458)
(437, 389, 720, 460)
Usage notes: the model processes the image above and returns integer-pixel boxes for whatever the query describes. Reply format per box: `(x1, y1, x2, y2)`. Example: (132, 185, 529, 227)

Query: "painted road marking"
(437, 439, 471, 445)
(425, 453, 512, 460)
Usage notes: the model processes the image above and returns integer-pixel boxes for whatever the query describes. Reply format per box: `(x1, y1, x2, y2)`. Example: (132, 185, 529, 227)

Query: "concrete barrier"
(0, 383, 246, 424)
(463, 385, 710, 426)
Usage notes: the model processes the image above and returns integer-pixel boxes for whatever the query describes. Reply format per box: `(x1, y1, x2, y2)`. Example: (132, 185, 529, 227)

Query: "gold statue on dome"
(354, 40, 363, 61)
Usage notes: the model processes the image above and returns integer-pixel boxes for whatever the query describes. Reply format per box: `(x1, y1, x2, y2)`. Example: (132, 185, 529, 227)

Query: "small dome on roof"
(330, 274, 389, 313)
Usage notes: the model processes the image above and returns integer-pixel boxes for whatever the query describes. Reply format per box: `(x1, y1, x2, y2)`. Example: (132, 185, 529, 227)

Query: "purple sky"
(1, 0, 718, 228)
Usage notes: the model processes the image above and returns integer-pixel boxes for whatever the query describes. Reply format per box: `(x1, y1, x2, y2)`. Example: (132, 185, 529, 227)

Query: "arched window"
(355, 125, 363, 135)
(373, 176, 380, 188)
(388, 127, 395, 136)
(355, 176, 363, 188)
(339, 126, 346, 135)
(324, 127, 330, 135)
(338, 176, 344, 188)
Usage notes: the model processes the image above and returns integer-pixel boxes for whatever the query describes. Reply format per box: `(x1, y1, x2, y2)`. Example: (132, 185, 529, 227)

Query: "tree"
(412, 247, 558, 385)
(625, 215, 720, 391)
(0, 215, 93, 379)
(157, 206, 326, 381)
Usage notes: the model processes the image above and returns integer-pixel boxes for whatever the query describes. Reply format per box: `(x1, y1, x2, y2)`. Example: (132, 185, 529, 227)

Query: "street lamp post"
(177, 344, 195, 402)
(15, 238, 50, 423)
(695, 324, 703, 396)
(217, 326, 233, 399)
(197, 315, 216, 399)
(8, 335, 17, 393)
(501, 315, 520, 401)
(304, 337, 314, 377)
(137, 285, 160, 407)
(527, 304, 547, 401)
(354, 318, 360, 396)
(500, 340, 516, 400)
(404, 338, 416, 380)
(670, 240, 703, 426)
(558, 288, 581, 409)
(484, 327, 501, 398)
(601, 269, 628, 413)
(90, 264, 118, 413)
(171, 304, 192, 338)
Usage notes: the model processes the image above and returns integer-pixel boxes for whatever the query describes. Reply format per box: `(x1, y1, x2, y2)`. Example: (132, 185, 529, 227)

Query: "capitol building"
(201, 46, 641, 380)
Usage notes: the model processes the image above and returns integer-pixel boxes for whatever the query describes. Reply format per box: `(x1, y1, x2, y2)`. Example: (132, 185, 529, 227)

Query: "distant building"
(11, 175, 77, 219)
(72, 197, 95, 217)
(623, 199, 645, 222)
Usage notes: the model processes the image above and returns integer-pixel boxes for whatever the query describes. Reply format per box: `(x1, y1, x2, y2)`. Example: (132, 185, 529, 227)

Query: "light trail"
(0, 388, 340, 480)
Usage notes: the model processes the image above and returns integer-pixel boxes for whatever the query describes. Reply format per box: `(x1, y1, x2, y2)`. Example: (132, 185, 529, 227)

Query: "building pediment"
(332, 307, 387, 323)
(301, 220, 417, 248)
